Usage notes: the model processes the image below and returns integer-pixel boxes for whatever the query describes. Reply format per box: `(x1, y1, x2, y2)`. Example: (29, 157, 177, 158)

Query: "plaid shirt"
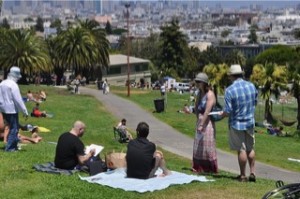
(224, 78, 258, 130)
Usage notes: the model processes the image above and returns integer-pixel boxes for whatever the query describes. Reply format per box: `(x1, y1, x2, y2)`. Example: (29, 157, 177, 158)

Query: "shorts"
(229, 127, 255, 151)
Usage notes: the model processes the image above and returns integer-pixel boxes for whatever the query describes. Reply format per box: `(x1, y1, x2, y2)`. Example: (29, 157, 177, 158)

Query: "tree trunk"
(297, 96, 300, 130)
(264, 99, 269, 120)
(54, 67, 64, 86)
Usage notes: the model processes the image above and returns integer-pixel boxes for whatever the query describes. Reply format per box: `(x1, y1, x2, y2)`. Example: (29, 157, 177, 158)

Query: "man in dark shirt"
(55, 121, 95, 170)
(126, 122, 171, 179)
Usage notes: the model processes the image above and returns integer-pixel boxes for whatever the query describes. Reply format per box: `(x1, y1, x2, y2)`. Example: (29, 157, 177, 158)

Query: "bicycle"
(262, 180, 300, 199)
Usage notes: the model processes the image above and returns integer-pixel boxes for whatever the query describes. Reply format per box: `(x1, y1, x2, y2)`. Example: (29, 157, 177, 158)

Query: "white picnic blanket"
(79, 168, 214, 193)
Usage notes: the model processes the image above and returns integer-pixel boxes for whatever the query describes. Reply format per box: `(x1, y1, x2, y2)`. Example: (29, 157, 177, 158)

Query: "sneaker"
(249, 173, 256, 182)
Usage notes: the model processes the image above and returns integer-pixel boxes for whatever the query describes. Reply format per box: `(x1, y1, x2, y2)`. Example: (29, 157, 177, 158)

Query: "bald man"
(54, 121, 96, 170)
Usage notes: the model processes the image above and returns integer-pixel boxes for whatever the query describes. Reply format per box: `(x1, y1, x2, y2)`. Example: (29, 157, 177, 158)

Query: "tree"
(293, 29, 300, 40)
(0, 29, 52, 83)
(287, 58, 300, 129)
(248, 26, 258, 44)
(250, 63, 288, 123)
(221, 30, 230, 38)
(225, 49, 246, 67)
(159, 18, 188, 78)
(199, 46, 223, 67)
(105, 20, 112, 35)
(203, 63, 229, 103)
(1, 18, 10, 29)
(50, 18, 62, 34)
(35, 16, 44, 32)
(55, 19, 109, 82)
(0, 0, 2, 16)
(255, 45, 299, 65)
(184, 46, 201, 79)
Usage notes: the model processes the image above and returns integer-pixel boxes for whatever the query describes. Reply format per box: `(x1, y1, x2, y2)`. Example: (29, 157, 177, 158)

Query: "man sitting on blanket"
(126, 122, 171, 179)
(54, 120, 102, 171)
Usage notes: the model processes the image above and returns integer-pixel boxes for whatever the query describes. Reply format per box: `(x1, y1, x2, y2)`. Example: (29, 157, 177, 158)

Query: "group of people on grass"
(54, 120, 171, 179)
(53, 64, 258, 182)
(26, 90, 46, 103)
(0, 65, 258, 182)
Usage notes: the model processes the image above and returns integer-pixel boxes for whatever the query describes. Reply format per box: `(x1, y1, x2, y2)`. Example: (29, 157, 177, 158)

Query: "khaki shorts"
(229, 127, 255, 151)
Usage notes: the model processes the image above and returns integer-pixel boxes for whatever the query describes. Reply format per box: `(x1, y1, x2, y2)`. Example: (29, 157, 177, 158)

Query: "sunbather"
(0, 114, 42, 144)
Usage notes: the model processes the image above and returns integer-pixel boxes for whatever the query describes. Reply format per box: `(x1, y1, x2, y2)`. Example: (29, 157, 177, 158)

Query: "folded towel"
(80, 168, 214, 193)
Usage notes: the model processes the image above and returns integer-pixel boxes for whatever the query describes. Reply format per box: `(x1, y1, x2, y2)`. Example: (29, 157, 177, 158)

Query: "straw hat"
(228, 64, 244, 75)
(195, 73, 208, 84)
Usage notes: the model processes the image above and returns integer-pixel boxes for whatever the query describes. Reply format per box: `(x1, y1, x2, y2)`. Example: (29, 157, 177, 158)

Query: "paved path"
(80, 87, 299, 183)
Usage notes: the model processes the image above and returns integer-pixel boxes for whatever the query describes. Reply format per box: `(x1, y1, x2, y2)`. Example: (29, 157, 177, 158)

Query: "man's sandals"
(236, 173, 256, 182)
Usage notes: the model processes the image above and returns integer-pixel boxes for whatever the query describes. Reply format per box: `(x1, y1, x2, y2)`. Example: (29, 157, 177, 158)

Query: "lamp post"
(125, 3, 130, 97)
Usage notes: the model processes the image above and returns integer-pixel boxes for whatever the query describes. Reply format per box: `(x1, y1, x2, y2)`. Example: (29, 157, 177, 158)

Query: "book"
(208, 111, 222, 115)
(85, 144, 104, 157)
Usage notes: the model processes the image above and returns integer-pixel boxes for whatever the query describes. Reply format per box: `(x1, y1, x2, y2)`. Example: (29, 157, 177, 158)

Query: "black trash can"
(154, 98, 165, 113)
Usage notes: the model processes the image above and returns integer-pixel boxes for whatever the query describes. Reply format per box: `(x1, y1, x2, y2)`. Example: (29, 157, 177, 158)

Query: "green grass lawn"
(110, 85, 300, 172)
(0, 85, 278, 198)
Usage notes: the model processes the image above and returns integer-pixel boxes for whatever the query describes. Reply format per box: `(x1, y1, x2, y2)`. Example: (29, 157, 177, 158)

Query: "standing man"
(220, 64, 258, 182)
(0, 66, 28, 151)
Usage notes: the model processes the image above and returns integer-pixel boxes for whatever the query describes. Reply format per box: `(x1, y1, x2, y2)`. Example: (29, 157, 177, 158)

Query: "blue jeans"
(4, 113, 19, 151)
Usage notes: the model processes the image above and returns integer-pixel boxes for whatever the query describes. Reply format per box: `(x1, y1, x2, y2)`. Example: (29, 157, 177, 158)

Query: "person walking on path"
(0, 66, 29, 152)
(102, 79, 108, 95)
(192, 73, 218, 174)
(220, 64, 258, 182)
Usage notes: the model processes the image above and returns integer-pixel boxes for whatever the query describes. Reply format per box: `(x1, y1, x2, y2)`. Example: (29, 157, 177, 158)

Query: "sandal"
(236, 175, 248, 182)
(249, 173, 256, 182)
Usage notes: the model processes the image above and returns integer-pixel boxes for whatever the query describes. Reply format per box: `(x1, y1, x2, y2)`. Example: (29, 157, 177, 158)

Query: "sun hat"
(195, 73, 208, 84)
(8, 66, 22, 79)
(228, 64, 244, 75)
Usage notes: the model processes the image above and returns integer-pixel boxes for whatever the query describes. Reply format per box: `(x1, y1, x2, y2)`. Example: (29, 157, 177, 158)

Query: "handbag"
(105, 152, 127, 170)
(210, 104, 223, 122)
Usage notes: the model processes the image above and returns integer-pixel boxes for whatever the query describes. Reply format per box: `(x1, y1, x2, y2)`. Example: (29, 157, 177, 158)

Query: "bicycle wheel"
(262, 183, 300, 199)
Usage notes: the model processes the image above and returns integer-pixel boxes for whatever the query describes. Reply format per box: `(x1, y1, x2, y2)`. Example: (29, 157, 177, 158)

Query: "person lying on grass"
(0, 115, 42, 144)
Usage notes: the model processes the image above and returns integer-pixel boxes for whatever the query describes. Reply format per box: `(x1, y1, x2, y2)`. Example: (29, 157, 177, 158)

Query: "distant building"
(103, 54, 151, 86)
(216, 43, 299, 59)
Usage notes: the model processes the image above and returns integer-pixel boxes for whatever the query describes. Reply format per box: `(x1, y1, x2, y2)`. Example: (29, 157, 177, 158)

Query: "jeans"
(4, 113, 19, 151)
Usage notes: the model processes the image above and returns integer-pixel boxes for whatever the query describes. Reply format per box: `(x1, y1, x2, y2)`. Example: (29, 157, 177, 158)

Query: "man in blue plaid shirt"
(221, 64, 258, 182)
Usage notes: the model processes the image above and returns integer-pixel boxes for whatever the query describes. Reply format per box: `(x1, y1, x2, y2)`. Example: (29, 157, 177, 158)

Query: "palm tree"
(203, 63, 229, 105)
(0, 29, 52, 82)
(250, 63, 288, 123)
(56, 19, 109, 82)
(287, 62, 300, 129)
(46, 35, 63, 85)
